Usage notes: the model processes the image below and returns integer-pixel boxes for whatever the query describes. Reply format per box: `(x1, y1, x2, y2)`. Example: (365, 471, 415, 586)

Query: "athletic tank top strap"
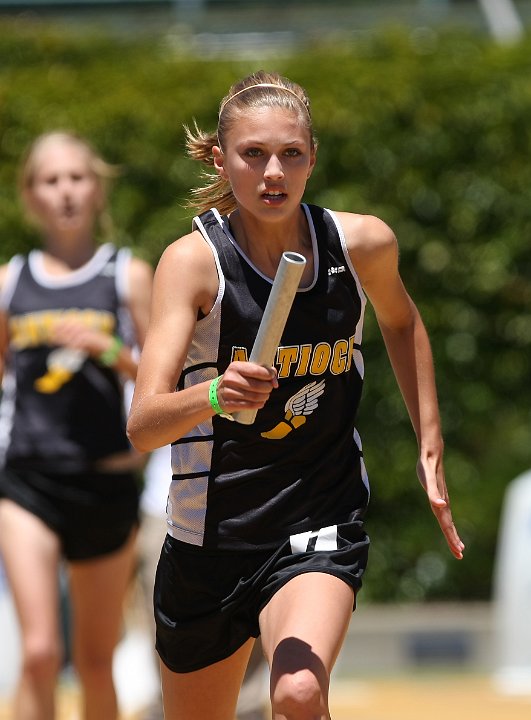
(114, 246, 132, 305)
(194, 207, 258, 287)
(304, 204, 366, 301)
(196, 204, 363, 298)
(0, 255, 25, 311)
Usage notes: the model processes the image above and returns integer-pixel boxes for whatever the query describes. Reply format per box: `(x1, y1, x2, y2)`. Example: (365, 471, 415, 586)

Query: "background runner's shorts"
(154, 520, 370, 673)
(0, 465, 139, 561)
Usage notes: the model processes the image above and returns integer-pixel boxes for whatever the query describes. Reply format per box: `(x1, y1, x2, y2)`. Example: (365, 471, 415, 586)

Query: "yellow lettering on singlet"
(9, 309, 115, 349)
(346, 335, 356, 372)
(309, 342, 331, 375)
(26, 314, 40, 347)
(39, 312, 56, 341)
(330, 339, 349, 375)
(276, 346, 298, 378)
(230, 334, 358, 380)
(231, 347, 249, 362)
(295, 344, 312, 376)
(9, 317, 23, 347)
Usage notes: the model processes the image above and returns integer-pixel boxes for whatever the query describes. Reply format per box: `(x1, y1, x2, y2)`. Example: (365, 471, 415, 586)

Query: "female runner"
(0, 131, 152, 720)
(127, 71, 464, 720)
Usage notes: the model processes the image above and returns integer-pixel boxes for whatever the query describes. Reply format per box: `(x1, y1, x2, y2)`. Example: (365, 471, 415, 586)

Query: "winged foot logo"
(261, 380, 326, 440)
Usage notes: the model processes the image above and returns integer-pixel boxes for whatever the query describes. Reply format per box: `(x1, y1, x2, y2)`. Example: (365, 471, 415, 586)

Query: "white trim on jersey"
(193, 212, 226, 315)
(0, 255, 25, 311)
(325, 208, 367, 379)
(325, 208, 367, 305)
(27, 243, 115, 289)
(353, 428, 371, 500)
(0, 368, 16, 467)
(114, 247, 132, 305)
(207, 205, 319, 293)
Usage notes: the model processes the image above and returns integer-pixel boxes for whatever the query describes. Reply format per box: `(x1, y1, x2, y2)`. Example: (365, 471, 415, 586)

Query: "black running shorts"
(154, 520, 370, 673)
(0, 465, 139, 561)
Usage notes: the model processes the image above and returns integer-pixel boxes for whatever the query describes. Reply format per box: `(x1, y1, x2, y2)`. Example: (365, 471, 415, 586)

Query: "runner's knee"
(22, 638, 62, 682)
(271, 667, 327, 719)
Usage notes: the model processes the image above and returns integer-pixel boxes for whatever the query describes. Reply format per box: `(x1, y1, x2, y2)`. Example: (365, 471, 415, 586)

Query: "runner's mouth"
(262, 191, 287, 201)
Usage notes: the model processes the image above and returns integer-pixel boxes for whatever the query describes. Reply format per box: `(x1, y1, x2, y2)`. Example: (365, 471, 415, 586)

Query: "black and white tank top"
(0, 243, 132, 473)
(168, 204, 370, 550)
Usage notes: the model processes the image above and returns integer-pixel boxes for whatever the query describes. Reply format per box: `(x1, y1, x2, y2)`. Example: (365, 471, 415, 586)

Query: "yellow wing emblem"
(34, 348, 86, 393)
(261, 379, 326, 440)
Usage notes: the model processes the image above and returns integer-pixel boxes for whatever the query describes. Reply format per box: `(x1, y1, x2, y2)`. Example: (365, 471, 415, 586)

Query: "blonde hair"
(185, 71, 316, 216)
(19, 131, 119, 239)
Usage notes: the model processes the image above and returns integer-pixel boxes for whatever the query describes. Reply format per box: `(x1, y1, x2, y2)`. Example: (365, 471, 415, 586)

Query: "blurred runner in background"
(0, 131, 153, 720)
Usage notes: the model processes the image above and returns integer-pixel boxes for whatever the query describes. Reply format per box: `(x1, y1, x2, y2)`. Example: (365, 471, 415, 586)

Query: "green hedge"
(1, 20, 530, 602)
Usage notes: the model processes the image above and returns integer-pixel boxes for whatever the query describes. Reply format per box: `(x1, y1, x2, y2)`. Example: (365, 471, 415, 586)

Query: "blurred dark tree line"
(1, 20, 530, 603)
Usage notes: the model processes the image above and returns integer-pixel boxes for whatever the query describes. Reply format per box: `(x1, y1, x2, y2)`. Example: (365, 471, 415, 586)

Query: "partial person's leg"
(139, 511, 268, 720)
(136, 512, 167, 720)
(259, 572, 355, 720)
(160, 638, 254, 720)
(237, 639, 269, 720)
(68, 529, 137, 720)
(0, 499, 63, 720)
(137, 513, 166, 627)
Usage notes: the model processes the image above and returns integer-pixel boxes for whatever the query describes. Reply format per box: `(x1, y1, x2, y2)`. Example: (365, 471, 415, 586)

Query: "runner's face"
(26, 140, 102, 236)
(215, 106, 316, 221)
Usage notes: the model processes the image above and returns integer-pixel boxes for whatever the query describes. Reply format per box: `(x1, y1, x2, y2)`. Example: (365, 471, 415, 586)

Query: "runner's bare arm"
(338, 212, 464, 560)
(127, 233, 277, 452)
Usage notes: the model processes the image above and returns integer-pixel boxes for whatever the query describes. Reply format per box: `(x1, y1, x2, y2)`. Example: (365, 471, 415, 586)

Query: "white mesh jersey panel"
(167, 225, 224, 546)
(325, 208, 367, 379)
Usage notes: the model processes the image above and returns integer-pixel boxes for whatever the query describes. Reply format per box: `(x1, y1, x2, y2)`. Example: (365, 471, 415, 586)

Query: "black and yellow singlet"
(0, 244, 132, 473)
(168, 204, 370, 550)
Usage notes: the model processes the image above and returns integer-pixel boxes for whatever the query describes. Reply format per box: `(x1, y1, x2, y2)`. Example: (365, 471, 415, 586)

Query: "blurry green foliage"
(1, 20, 530, 602)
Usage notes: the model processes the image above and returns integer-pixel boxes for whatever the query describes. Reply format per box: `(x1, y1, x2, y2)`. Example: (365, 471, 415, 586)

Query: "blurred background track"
(331, 675, 531, 720)
(2, 599, 531, 720)
(2, 674, 531, 720)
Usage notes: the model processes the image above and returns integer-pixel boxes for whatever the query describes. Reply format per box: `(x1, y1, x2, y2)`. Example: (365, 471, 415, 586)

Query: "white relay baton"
(233, 251, 306, 425)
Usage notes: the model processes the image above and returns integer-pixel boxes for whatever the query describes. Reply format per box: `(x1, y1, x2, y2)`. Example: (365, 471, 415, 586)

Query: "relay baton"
(233, 251, 306, 425)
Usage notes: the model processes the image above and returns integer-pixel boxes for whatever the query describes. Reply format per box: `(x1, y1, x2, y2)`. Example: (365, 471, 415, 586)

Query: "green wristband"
(99, 336, 124, 367)
(209, 376, 234, 421)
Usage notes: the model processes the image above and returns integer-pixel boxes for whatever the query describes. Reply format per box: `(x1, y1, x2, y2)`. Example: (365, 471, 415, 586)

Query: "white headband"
(219, 83, 310, 117)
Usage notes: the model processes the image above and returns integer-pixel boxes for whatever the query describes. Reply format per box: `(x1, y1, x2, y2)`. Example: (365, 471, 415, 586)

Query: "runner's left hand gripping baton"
(233, 251, 306, 425)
